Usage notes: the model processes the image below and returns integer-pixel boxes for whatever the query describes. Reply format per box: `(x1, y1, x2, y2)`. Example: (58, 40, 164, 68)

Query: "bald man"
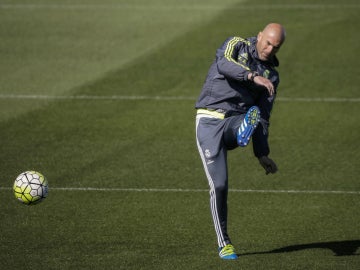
(195, 23, 286, 260)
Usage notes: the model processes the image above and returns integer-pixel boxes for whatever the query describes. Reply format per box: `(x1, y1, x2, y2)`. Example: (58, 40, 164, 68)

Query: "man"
(195, 23, 286, 260)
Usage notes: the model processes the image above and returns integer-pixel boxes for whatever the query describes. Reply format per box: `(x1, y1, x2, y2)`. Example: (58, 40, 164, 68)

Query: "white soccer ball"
(13, 171, 48, 205)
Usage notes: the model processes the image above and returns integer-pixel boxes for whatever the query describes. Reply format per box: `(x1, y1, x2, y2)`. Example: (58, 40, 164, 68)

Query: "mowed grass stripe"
(1, 186, 359, 195)
(0, 94, 359, 102)
(0, 3, 358, 10)
(0, 3, 245, 10)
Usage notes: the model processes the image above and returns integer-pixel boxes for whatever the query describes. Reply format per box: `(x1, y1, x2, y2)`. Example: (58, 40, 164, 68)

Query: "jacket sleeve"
(216, 37, 252, 81)
(252, 94, 275, 158)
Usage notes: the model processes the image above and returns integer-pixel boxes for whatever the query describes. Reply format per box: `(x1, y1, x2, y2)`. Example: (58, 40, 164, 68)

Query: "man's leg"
(195, 116, 231, 247)
(223, 106, 261, 149)
(237, 106, 261, 147)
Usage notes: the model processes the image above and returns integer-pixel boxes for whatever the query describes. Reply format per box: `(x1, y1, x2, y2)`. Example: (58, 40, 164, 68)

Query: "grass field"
(0, 0, 359, 269)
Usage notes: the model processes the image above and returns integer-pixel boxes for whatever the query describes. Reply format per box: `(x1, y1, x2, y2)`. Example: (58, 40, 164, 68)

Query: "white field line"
(277, 97, 360, 102)
(0, 3, 359, 10)
(0, 94, 359, 102)
(0, 186, 359, 195)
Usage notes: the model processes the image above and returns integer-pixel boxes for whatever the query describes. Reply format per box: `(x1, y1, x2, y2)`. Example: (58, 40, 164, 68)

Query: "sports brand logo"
(238, 53, 248, 64)
(263, 69, 270, 79)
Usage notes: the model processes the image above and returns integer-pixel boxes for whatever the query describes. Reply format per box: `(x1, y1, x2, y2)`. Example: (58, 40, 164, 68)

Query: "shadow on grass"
(240, 240, 360, 257)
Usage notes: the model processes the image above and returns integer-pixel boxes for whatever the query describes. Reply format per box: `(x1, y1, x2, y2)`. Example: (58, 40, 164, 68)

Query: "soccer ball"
(13, 171, 48, 205)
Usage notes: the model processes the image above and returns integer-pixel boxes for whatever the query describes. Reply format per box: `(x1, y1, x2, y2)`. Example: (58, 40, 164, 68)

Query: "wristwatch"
(250, 71, 259, 81)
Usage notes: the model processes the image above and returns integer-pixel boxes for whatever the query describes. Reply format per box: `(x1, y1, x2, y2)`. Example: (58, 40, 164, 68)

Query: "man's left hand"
(258, 156, 278, 175)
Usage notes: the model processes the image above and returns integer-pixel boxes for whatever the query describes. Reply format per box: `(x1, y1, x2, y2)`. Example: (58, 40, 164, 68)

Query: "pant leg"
(195, 115, 231, 247)
(223, 114, 246, 150)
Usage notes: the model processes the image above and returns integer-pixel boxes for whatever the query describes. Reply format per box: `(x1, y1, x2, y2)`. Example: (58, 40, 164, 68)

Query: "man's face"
(256, 30, 283, 61)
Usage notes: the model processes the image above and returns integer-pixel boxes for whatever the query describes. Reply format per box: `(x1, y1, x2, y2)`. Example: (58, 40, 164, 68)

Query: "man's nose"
(266, 45, 275, 54)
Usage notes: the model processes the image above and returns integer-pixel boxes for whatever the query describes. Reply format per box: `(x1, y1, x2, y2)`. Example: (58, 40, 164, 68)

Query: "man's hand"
(253, 76, 275, 96)
(258, 156, 278, 175)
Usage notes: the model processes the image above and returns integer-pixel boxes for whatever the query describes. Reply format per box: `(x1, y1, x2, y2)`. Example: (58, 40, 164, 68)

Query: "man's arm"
(252, 94, 278, 174)
(216, 37, 252, 81)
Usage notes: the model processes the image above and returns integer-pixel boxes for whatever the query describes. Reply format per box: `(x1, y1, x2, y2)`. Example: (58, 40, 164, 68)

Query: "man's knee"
(213, 180, 228, 193)
(223, 116, 244, 149)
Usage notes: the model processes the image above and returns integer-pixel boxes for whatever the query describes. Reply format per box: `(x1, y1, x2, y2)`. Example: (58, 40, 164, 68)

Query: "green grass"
(0, 0, 359, 269)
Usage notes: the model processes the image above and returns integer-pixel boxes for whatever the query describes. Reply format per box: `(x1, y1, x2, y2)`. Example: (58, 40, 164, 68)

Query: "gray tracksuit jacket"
(195, 36, 281, 157)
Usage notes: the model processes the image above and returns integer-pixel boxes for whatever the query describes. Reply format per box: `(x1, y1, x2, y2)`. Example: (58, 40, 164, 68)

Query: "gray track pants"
(195, 112, 245, 247)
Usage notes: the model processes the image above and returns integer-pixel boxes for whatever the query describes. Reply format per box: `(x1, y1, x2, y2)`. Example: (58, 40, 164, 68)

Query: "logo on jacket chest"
(263, 69, 270, 79)
(238, 53, 248, 65)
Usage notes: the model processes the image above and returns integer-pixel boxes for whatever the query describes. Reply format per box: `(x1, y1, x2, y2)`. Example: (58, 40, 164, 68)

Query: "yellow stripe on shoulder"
(224, 37, 250, 70)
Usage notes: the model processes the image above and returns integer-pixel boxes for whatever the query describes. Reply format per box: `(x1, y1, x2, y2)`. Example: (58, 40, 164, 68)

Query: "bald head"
(263, 23, 286, 44)
(256, 23, 286, 61)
